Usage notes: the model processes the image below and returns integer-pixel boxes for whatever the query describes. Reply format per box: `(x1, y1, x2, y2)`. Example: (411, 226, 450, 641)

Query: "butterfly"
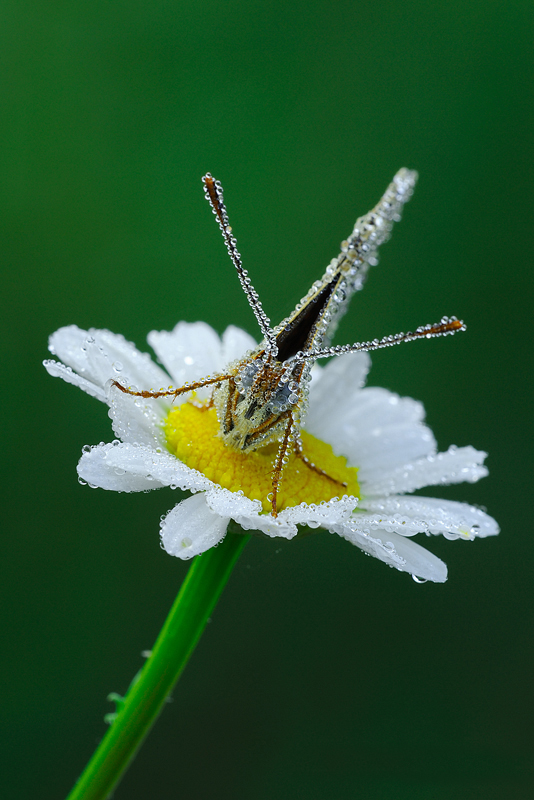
(113, 170, 464, 515)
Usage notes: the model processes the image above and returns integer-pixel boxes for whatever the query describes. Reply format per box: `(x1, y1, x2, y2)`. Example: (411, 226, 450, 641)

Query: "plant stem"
(66, 531, 250, 800)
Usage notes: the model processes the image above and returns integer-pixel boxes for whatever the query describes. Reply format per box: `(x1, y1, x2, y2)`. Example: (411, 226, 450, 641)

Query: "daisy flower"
(45, 170, 498, 583)
(49, 171, 501, 800)
(44, 318, 498, 583)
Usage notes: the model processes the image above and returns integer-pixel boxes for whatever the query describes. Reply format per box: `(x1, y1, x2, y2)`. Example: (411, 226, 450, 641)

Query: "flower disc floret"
(164, 402, 360, 512)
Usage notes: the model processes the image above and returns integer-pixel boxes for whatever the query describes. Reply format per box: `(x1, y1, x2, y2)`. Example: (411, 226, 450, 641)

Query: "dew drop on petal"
(412, 574, 428, 584)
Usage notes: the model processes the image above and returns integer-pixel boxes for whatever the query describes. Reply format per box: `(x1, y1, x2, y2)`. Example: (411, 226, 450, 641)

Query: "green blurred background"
(2, 1, 532, 798)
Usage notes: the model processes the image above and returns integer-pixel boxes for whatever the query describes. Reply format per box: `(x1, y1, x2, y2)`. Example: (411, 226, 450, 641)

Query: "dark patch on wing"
(275, 277, 339, 362)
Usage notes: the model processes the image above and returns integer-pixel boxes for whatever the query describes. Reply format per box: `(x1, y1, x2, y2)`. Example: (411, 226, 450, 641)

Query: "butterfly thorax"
(212, 350, 311, 452)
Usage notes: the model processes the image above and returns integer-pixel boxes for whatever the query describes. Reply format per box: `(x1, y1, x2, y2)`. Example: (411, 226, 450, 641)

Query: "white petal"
(107, 382, 167, 448)
(160, 494, 229, 559)
(216, 496, 360, 540)
(46, 326, 111, 400)
(43, 359, 107, 402)
(147, 321, 224, 398)
(280, 496, 359, 529)
(205, 487, 298, 539)
(308, 361, 324, 389)
(90, 328, 171, 389)
(48, 325, 103, 376)
(358, 496, 499, 540)
(47, 325, 170, 401)
(342, 390, 436, 480)
(221, 325, 257, 364)
(205, 486, 263, 519)
(306, 352, 370, 430)
(334, 522, 447, 583)
(77, 442, 213, 493)
(363, 445, 488, 497)
(247, 513, 299, 539)
(307, 374, 436, 476)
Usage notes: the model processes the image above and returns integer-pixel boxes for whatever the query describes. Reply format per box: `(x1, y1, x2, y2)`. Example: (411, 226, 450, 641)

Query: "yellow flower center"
(164, 402, 360, 512)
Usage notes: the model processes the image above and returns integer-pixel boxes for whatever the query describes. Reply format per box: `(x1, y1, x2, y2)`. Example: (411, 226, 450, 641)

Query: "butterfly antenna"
(203, 174, 278, 356)
(290, 317, 466, 362)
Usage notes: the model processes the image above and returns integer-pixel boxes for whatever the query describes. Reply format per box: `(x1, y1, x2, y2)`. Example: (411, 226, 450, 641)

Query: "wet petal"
(334, 522, 448, 583)
(307, 352, 370, 423)
(281, 496, 359, 529)
(247, 513, 298, 539)
(107, 382, 167, 448)
(147, 321, 224, 397)
(206, 487, 298, 539)
(363, 445, 488, 497)
(205, 486, 263, 520)
(47, 325, 170, 401)
(307, 369, 436, 476)
(358, 495, 499, 539)
(43, 359, 107, 402)
(77, 442, 213, 493)
(160, 493, 229, 559)
(91, 328, 171, 389)
(221, 325, 257, 364)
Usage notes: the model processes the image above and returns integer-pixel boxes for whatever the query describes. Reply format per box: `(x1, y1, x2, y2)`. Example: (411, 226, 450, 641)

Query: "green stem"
(66, 531, 250, 800)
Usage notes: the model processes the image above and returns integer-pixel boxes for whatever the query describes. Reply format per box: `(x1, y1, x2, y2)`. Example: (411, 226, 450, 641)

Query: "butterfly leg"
(293, 434, 348, 489)
(270, 411, 295, 517)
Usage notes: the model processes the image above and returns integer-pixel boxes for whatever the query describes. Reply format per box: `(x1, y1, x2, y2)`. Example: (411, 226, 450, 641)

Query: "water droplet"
(411, 574, 427, 584)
